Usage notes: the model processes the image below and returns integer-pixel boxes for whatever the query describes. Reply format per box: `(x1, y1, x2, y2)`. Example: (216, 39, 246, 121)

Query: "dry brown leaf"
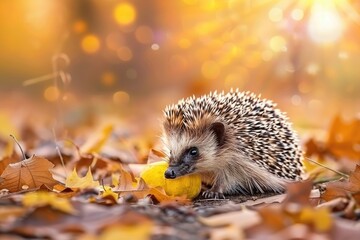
(241, 194, 286, 207)
(0, 206, 27, 224)
(113, 165, 137, 191)
(322, 165, 360, 203)
(0, 152, 18, 175)
(283, 180, 313, 206)
(258, 206, 286, 231)
(199, 208, 261, 229)
(147, 148, 167, 164)
(207, 224, 244, 240)
(0, 155, 57, 192)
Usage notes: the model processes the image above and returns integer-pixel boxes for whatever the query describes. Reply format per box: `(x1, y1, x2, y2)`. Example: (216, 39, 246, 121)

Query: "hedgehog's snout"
(164, 168, 177, 179)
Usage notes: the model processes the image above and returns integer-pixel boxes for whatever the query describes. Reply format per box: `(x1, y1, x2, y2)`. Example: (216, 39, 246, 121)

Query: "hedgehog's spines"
(163, 90, 303, 184)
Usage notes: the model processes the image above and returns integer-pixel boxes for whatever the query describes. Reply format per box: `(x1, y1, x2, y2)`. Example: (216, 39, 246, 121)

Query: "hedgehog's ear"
(210, 122, 225, 146)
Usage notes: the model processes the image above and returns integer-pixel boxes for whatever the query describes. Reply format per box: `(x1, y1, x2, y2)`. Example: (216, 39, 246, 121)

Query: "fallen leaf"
(80, 124, 114, 153)
(317, 197, 349, 212)
(99, 222, 152, 240)
(0, 152, 18, 174)
(115, 166, 137, 191)
(111, 172, 120, 186)
(327, 115, 360, 160)
(22, 191, 76, 214)
(98, 212, 153, 240)
(241, 194, 286, 207)
(322, 165, 360, 203)
(283, 180, 313, 206)
(65, 168, 100, 189)
(207, 224, 244, 240)
(258, 206, 287, 231)
(298, 207, 332, 232)
(147, 148, 167, 164)
(200, 208, 261, 229)
(101, 186, 119, 204)
(0, 206, 27, 224)
(0, 155, 57, 192)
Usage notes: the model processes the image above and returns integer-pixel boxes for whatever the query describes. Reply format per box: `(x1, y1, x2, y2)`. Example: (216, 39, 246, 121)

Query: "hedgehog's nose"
(164, 169, 176, 179)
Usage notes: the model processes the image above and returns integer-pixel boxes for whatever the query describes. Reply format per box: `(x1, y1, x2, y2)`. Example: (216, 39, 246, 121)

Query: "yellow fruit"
(140, 161, 201, 199)
(140, 161, 167, 188)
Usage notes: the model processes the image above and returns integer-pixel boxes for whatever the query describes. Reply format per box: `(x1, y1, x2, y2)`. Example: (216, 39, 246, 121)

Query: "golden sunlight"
(308, 3, 344, 44)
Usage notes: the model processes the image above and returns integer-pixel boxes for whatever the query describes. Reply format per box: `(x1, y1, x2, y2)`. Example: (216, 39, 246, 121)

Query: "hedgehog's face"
(163, 122, 225, 179)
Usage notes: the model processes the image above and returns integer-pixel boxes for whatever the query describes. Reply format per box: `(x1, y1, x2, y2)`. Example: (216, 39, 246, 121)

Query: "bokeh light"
(268, 7, 283, 22)
(308, 4, 344, 44)
(151, 44, 160, 51)
(135, 26, 154, 44)
(113, 91, 130, 105)
(117, 47, 133, 61)
(44, 86, 60, 102)
(101, 72, 116, 86)
(291, 8, 304, 21)
(269, 36, 287, 52)
(201, 61, 220, 79)
(114, 3, 136, 26)
(178, 38, 191, 49)
(81, 34, 100, 54)
(73, 20, 87, 34)
(126, 68, 137, 79)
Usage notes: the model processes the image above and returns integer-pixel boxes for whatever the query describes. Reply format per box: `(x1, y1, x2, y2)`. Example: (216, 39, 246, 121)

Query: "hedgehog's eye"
(188, 147, 199, 156)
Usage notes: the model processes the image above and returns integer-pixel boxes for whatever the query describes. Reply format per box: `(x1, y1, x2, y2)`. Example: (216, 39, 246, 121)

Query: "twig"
(9, 135, 26, 160)
(23, 72, 58, 86)
(52, 128, 67, 176)
(313, 176, 345, 184)
(304, 157, 349, 178)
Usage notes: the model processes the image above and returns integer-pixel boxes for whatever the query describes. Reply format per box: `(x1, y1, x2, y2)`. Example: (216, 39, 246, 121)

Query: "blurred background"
(0, 0, 360, 142)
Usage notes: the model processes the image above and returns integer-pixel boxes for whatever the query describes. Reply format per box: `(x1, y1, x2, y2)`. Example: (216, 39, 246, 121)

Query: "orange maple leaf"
(0, 155, 57, 192)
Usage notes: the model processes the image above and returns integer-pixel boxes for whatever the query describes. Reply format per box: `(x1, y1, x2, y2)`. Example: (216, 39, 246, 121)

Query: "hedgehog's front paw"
(202, 190, 226, 199)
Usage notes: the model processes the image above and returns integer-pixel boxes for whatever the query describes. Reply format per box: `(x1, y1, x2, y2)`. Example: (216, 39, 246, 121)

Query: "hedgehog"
(161, 90, 303, 199)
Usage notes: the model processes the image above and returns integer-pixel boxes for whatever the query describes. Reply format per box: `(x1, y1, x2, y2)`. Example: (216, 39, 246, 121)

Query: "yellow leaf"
(99, 212, 153, 240)
(101, 186, 119, 202)
(140, 161, 201, 199)
(65, 168, 99, 189)
(100, 223, 152, 240)
(0, 155, 57, 192)
(22, 191, 76, 214)
(80, 124, 114, 153)
(298, 207, 332, 232)
(112, 172, 120, 186)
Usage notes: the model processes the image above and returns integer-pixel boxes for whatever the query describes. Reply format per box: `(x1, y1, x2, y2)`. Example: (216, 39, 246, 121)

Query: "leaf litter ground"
(0, 115, 360, 239)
